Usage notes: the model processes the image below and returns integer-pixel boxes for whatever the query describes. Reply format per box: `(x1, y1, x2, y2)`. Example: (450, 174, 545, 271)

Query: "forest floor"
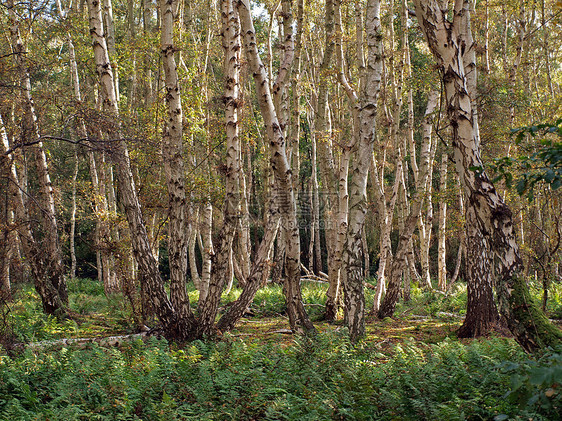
(4, 277, 560, 349)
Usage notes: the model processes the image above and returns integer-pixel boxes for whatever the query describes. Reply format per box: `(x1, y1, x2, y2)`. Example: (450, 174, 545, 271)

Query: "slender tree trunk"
(237, 145, 251, 283)
(97, 153, 120, 294)
(317, 0, 342, 322)
(159, 0, 193, 321)
(287, 0, 304, 185)
(87, 0, 194, 340)
(189, 207, 200, 288)
(540, 0, 555, 98)
(378, 90, 439, 318)
(310, 131, 322, 274)
(437, 152, 448, 291)
(8, 0, 68, 312)
(198, 187, 213, 307)
(272, 230, 286, 283)
(1, 125, 14, 301)
(1, 115, 62, 313)
(484, 0, 490, 73)
(237, 0, 314, 333)
(217, 203, 280, 331)
(449, 185, 465, 288)
(103, 0, 120, 102)
(342, 0, 383, 341)
(64, 7, 116, 292)
(198, 0, 242, 333)
(371, 154, 401, 314)
(70, 148, 79, 279)
(0, 211, 13, 301)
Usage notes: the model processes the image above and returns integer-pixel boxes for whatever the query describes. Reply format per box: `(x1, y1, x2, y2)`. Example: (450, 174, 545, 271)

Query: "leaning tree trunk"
(237, 0, 314, 333)
(86, 0, 194, 340)
(1, 115, 62, 313)
(217, 198, 280, 332)
(8, 0, 68, 312)
(414, 0, 562, 351)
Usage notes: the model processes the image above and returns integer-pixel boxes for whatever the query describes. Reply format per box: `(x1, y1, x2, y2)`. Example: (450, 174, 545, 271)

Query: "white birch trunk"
(198, 0, 243, 331)
(316, 0, 342, 322)
(237, 0, 314, 333)
(70, 149, 79, 279)
(378, 90, 439, 318)
(159, 0, 192, 320)
(8, 0, 68, 310)
(103, 0, 120, 102)
(370, 154, 401, 314)
(414, 0, 562, 351)
(87, 0, 195, 339)
(437, 152, 448, 291)
(341, 0, 383, 341)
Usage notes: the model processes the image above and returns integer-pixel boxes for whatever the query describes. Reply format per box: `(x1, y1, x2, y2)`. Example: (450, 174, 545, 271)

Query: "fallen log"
(13, 332, 150, 352)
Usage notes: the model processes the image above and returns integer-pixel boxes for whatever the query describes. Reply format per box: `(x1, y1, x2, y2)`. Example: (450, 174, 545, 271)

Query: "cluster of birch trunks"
(1, 0, 560, 352)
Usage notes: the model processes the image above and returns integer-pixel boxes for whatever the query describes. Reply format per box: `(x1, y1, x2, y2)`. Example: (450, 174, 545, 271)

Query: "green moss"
(508, 275, 562, 351)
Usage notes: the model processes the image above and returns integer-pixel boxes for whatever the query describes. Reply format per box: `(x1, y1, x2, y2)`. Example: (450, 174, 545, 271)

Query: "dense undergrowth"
(0, 334, 560, 420)
(0, 278, 561, 420)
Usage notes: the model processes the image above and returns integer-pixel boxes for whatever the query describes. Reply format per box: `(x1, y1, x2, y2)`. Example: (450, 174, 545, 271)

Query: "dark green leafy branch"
(483, 119, 562, 199)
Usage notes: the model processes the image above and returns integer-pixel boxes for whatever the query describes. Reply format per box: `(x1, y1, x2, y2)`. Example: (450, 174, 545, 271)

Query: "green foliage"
(6, 280, 136, 343)
(2, 278, 562, 419)
(1, 334, 560, 420)
(221, 283, 329, 321)
(395, 284, 468, 319)
(497, 350, 562, 419)
(7, 288, 78, 343)
(487, 119, 562, 199)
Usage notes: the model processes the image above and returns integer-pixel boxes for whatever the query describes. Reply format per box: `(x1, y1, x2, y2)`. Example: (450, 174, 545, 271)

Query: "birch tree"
(7, 0, 68, 313)
(413, 0, 562, 351)
(198, 0, 243, 333)
(86, 0, 195, 340)
(377, 90, 439, 318)
(160, 0, 193, 322)
(236, 0, 314, 333)
(340, 0, 383, 341)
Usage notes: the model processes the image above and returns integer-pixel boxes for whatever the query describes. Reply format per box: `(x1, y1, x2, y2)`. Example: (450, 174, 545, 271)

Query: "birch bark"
(87, 0, 195, 340)
(198, 0, 242, 332)
(341, 0, 383, 341)
(159, 0, 193, 321)
(317, 0, 342, 322)
(437, 151, 448, 291)
(8, 0, 68, 311)
(378, 91, 439, 318)
(414, 0, 562, 351)
(236, 0, 314, 333)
